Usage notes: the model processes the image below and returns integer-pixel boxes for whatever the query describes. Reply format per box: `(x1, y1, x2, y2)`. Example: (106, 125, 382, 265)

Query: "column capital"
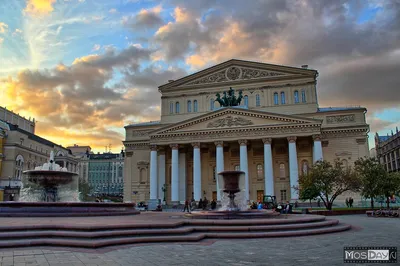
(191, 142, 201, 148)
(287, 136, 297, 143)
(262, 138, 272, 145)
(150, 145, 158, 151)
(312, 134, 322, 141)
(238, 139, 248, 146)
(170, 144, 179, 150)
(214, 141, 223, 147)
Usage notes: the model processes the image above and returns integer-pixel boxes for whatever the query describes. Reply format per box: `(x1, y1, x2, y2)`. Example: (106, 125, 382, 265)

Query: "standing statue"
(215, 87, 243, 107)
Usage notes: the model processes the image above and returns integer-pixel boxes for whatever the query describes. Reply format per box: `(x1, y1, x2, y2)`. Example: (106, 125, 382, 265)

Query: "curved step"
(0, 224, 351, 249)
(0, 220, 339, 240)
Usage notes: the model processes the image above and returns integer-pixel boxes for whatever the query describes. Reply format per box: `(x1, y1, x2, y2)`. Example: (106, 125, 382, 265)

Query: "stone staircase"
(0, 215, 351, 249)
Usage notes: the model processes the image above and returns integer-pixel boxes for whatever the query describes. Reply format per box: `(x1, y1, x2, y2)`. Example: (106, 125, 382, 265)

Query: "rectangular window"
(280, 190, 287, 202)
(169, 102, 173, 114)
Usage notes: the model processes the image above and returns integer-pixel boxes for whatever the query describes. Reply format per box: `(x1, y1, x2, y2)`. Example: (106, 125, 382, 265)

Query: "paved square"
(0, 215, 398, 266)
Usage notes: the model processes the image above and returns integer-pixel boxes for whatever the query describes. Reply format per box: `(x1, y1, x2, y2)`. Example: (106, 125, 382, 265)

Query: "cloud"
(0, 22, 8, 33)
(24, 0, 57, 16)
(0, 45, 156, 151)
(12, 28, 23, 37)
(0, 37, 3, 45)
(92, 44, 101, 51)
(122, 5, 163, 30)
(109, 8, 117, 14)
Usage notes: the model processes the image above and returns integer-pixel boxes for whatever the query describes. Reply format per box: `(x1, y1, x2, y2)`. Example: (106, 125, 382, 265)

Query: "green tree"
(381, 172, 400, 209)
(354, 157, 387, 209)
(78, 177, 92, 202)
(298, 160, 361, 210)
(299, 184, 320, 208)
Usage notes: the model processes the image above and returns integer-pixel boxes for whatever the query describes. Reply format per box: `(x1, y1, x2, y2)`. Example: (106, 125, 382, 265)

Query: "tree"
(354, 157, 387, 209)
(298, 160, 361, 210)
(299, 184, 320, 208)
(380, 172, 400, 209)
(78, 177, 92, 202)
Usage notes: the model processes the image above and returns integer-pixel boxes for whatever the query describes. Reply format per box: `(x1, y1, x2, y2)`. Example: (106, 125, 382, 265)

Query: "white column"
(158, 150, 166, 201)
(288, 136, 299, 201)
(170, 144, 180, 203)
(239, 140, 249, 201)
(179, 151, 186, 202)
(149, 145, 158, 200)
(215, 141, 224, 201)
(192, 142, 201, 201)
(263, 138, 274, 196)
(313, 134, 323, 163)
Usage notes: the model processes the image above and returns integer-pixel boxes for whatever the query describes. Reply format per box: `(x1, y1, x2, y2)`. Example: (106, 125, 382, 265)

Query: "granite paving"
(0, 214, 398, 266)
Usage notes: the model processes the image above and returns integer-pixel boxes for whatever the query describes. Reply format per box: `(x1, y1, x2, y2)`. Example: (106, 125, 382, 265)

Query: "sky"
(0, 0, 399, 153)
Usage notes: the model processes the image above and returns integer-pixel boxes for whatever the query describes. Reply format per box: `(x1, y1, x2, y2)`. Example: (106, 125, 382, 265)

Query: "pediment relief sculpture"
(207, 115, 254, 128)
(186, 66, 286, 85)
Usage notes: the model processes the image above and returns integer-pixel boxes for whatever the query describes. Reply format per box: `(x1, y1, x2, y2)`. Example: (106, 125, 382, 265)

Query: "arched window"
(281, 92, 286, 104)
(15, 155, 24, 180)
(187, 100, 192, 112)
(279, 163, 285, 178)
(175, 102, 180, 113)
(301, 90, 306, 103)
(256, 94, 260, 107)
(234, 165, 240, 171)
(244, 95, 249, 107)
(274, 92, 279, 105)
(256, 164, 263, 179)
(210, 98, 215, 110)
(169, 102, 174, 114)
(193, 100, 198, 112)
(301, 160, 309, 175)
(294, 90, 299, 103)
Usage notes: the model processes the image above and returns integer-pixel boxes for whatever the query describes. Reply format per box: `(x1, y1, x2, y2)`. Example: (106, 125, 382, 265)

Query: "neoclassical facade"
(123, 59, 369, 204)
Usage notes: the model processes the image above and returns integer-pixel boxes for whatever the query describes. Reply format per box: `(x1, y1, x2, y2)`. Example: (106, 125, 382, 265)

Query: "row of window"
(170, 100, 199, 114)
(169, 90, 308, 114)
(273, 90, 306, 105)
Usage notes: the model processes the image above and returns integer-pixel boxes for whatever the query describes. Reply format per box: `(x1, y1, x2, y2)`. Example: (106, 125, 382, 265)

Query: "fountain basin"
(0, 202, 139, 217)
(24, 170, 76, 187)
(185, 209, 279, 220)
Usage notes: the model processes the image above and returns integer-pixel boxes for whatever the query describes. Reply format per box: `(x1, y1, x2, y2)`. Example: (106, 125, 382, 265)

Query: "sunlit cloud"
(0, 22, 8, 33)
(24, 0, 57, 16)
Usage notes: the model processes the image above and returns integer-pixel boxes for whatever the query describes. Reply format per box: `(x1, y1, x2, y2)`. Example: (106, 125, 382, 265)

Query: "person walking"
(183, 199, 190, 213)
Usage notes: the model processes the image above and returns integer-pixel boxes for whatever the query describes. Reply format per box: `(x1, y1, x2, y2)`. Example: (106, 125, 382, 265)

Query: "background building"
(375, 127, 400, 172)
(79, 151, 124, 196)
(123, 59, 370, 205)
(0, 110, 78, 201)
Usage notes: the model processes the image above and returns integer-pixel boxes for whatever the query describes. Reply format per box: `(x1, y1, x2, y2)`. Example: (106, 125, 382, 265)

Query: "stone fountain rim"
(23, 170, 79, 176)
(218, 170, 245, 175)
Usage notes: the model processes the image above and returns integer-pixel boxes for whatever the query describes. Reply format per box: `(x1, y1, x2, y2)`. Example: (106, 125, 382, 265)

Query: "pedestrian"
(345, 198, 349, 208)
(183, 199, 190, 213)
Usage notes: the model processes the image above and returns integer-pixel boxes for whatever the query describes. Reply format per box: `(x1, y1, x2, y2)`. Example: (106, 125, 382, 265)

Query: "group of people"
(275, 201, 293, 214)
(182, 197, 217, 212)
(345, 197, 354, 208)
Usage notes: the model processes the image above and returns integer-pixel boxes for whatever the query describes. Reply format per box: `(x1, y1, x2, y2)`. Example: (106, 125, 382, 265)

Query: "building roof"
(317, 107, 366, 112)
(125, 121, 161, 128)
(89, 153, 121, 160)
(4, 120, 67, 150)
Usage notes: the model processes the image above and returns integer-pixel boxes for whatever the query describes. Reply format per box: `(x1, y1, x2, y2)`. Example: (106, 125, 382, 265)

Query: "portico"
(146, 107, 323, 203)
(123, 59, 370, 206)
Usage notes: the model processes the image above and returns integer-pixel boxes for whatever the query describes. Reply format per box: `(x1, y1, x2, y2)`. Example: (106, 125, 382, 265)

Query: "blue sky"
(0, 0, 399, 152)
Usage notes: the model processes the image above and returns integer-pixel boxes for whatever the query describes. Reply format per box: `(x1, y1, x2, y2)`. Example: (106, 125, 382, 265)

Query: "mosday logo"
(344, 247, 397, 263)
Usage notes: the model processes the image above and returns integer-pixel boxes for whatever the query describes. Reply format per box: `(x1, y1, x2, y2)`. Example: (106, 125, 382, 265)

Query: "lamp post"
(161, 184, 167, 204)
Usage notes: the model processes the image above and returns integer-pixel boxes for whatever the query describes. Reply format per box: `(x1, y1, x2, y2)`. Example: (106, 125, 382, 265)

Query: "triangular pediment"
(159, 59, 317, 91)
(152, 108, 322, 135)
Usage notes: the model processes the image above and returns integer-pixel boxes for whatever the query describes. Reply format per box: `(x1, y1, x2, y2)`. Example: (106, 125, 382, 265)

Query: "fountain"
(21, 151, 79, 202)
(0, 151, 139, 217)
(186, 170, 279, 219)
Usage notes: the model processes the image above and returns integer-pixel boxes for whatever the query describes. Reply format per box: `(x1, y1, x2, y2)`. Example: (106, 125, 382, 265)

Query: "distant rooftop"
(126, 121, 160, 127)
(317, 106, 365, 112)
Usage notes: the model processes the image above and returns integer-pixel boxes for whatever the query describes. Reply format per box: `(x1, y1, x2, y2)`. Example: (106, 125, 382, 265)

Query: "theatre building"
(123, 59, 369, 205)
